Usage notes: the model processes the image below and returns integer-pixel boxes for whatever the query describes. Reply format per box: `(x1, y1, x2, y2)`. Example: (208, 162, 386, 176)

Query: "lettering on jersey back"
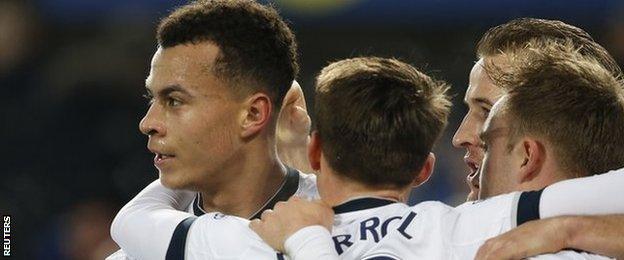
(332, 211, 418, 255)
(332, 235, 353, 255)
(397, 212, 417, 239)
(360, 217, 381, 242)
(380, 216, 401, 237)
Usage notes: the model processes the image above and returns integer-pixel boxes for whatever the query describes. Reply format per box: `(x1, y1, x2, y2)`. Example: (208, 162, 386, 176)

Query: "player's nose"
(452, 115, 478, 148)
(139, 105, 165, 136)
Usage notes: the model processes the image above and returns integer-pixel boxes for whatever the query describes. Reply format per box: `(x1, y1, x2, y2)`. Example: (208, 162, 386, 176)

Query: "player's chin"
(159, 170, 190, 190)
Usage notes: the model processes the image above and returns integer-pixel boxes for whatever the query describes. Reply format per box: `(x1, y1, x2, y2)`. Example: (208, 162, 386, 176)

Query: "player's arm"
(459, 167, 624, 228)
(564, 215, 624, 259)
(475, 167, 624, 259)
(476, 214, 624, 260)
(276, 81, 313, 173)
(110, 180, 196, 260)
(516, 167, 624, 222)
(249, 196, 339, 260)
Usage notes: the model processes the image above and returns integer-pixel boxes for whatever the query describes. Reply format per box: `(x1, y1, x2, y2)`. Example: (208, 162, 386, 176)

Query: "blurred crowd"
(1, 0, 623, 259)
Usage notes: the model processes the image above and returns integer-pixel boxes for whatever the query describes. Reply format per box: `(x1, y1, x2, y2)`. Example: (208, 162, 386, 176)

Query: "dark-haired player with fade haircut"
(252, 42, 624, 260)
(107, 0, 318, 259)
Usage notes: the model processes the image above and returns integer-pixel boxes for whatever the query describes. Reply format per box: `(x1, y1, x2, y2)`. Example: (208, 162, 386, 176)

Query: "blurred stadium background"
(1, 0, 623, 259)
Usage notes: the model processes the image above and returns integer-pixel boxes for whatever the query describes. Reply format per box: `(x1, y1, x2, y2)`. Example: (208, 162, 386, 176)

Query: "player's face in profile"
(140, 43, 243, 190)
(478, 97, 515, 199)
(453, 58, 504, 201)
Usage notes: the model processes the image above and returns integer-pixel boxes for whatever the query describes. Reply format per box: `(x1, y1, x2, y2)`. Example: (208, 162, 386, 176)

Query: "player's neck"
(319, 168, 411, 207)
(518, 158, 571, 192)
(199, 139, 287, 218)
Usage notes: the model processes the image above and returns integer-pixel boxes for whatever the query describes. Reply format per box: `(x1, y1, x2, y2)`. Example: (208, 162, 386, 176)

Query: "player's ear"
(307, 131, 322, 171)
(412, 153, 435, 187)
(240, 93, 272, 139)
(515, 138, 544, 184)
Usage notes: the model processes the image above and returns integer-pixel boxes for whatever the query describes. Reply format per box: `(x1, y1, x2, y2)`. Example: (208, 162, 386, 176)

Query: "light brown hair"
(488, 40, 624, 176)
(314, 57, 451, 188)
(477, 18, 621, 77)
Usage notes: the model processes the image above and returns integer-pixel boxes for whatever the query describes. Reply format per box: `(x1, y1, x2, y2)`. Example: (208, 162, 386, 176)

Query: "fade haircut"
(157, 0, 299, 108)
(487, 40, 624, 177)
(314, 57, 451, 188)
(477, 18, 622, 77)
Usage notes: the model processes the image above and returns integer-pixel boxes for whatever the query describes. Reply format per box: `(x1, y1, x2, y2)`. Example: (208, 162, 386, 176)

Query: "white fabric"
(109, 168, 624, 260)
(109, 180, 196, 260)
(286, 168, 624, 260)
(285, 226, 335, 259)
(185, 213, 281, 259)
(540, 169, 624, 218)
(108, 171, 318, 260)
(530, 250, 612, 260)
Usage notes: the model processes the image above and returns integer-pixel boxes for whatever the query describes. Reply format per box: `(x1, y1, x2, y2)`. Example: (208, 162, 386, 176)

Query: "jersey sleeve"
(110, 180, 196, 260)
(512, 167, 624, 226)
(448, 167, 624, 259)
(538, 167, 624, 219)
(456, 167, 624, 231)
(284, 225, 339, 260)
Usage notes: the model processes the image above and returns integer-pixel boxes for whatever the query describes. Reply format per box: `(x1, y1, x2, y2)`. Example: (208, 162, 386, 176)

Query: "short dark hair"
(314, 57, 451, 188)
(488, 40, 624, 177)
(157, 0, 298, 108)
(477, 18, 621, 77)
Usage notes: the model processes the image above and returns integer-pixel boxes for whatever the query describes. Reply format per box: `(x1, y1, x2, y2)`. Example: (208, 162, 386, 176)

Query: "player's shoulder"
(408, 200, 455, 217)
(453, 191, 521, 219)
(355, 202, 453, 260)
(186, 213, 277, 259)
(190, 212, 252, 239)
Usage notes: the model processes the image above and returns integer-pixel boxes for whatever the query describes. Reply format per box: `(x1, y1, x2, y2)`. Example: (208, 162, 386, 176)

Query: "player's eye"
(166, 97, 182, 107)
(480, 106, 491, 118)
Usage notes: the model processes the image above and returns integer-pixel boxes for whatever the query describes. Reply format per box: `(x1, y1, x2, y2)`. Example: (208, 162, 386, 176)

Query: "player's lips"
(464, 156, 480, 191)
(147, 146, 176, 167)
(153, 153, 175, 166)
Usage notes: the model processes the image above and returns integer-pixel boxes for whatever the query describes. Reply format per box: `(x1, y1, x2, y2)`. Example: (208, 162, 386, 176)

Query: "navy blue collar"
(193, 166, 300, 219)
(332, 197, 398, 214)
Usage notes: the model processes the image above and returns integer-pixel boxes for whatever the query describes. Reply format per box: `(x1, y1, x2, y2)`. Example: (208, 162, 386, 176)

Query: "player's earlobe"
(240, 93, 272, 139)
(307, 131, 322, 171)
(412, 153, 435, 187)
(517, 138, 544, 184)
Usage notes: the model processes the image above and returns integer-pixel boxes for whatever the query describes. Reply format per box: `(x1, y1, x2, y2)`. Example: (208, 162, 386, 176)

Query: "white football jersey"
(108, 167, 319, 260)
(181, 195, 519, 260)
(182, 168, 624, 260)
(111, 167, 624, 260)
(187, 167, 319, 218)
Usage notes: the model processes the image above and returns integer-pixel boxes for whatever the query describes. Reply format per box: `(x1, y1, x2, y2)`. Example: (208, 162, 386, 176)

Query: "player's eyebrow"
(462, 96, 494, 108)
(146, 84, 192, 98)
(472, 97, 494, 107)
